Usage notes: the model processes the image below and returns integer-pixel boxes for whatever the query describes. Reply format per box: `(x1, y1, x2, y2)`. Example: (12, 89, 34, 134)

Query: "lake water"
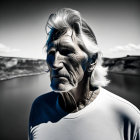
(0, 73, 140, 140)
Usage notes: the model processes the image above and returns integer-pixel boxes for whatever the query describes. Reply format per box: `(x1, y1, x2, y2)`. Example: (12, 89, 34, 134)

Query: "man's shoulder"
(32, 91, 59, 108)
(100, 88, 140, 122)
(29, 91, 60, 127)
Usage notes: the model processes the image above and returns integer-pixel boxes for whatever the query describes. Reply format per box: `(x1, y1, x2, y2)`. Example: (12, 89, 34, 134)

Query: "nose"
(52, 51, 63, 70)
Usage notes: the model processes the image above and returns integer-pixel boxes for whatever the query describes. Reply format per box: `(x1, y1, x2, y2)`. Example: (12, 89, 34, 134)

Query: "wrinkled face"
(46, 29, 88, 92)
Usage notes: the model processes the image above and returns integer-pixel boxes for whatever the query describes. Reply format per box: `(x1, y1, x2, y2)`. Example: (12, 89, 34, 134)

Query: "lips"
(51, 70, 70, 82)
(52, 75, 67, 79)
(51, 73, 69, 80)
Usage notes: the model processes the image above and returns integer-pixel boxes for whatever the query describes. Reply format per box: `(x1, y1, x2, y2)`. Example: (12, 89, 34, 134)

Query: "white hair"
(46, 8, 109, 87)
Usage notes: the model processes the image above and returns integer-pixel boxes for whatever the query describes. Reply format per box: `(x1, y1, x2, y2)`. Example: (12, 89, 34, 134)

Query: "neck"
(70, 72, 90, 103)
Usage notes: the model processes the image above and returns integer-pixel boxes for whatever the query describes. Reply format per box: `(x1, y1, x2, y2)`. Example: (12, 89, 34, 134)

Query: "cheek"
(67, 54, 80, 69)
(78, 55, 88, 71)
(66, 54, 87, 78)
(69, 53, 88, 71)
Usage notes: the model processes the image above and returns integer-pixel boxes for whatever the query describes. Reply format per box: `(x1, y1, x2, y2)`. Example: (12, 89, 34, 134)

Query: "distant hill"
(0, 56, 48, 81)
(103, 55, 140, 76)
(0, 55, 140, 81)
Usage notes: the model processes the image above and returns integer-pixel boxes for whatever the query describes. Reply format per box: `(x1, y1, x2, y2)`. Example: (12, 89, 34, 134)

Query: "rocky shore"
(0, 56, 48, 81)
(103, 55, 140, 76)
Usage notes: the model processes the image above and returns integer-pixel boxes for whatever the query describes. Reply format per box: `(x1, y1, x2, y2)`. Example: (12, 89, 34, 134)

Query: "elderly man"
(29, 8, 140, 140)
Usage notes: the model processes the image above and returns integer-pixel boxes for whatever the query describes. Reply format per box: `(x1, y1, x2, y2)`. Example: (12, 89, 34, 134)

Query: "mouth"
(52, 75, 68, 80)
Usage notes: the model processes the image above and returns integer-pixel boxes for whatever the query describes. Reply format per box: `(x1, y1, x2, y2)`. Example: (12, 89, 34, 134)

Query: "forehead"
(47, 29, 77, 47)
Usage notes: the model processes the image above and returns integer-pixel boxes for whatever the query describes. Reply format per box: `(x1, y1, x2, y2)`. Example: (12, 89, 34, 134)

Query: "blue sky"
(0, 0, 139, 59)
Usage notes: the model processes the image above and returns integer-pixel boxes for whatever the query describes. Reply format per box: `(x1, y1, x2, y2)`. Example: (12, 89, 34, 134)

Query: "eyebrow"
(47, 41, 75, 53)
(60, 41, 75, 47)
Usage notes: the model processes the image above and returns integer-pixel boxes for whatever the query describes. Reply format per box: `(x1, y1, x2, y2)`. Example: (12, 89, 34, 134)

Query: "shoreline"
(0, 71, 47, 82)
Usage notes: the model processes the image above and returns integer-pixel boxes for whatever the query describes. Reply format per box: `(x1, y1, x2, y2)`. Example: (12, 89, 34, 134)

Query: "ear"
(88, 53, 98, 72)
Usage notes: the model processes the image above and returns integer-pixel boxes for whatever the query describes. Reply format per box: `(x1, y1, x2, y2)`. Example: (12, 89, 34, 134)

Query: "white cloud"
(0, 43, 20, 53)
(109, 43, 140, 52)
(106, 43, 140, 58)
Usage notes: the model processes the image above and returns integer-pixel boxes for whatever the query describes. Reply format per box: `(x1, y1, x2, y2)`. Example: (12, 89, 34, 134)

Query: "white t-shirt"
(29, 88, 140, 140)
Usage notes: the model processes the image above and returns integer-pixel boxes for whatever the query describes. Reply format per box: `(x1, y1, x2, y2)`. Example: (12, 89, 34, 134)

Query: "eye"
(60, 49, 71, 56)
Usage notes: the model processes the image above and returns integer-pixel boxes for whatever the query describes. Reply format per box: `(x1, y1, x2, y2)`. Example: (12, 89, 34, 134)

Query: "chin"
(51, 80, 77, 92)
